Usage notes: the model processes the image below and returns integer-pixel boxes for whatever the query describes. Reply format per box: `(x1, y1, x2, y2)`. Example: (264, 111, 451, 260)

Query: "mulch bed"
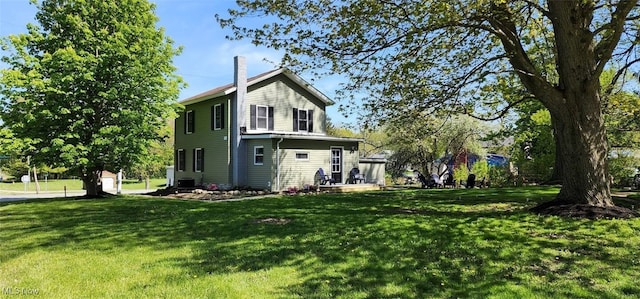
(145, 187, 275, 201)
(531, 201, 639, 220)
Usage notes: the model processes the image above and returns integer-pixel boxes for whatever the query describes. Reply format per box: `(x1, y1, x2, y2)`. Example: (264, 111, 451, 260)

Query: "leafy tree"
(384, 114, 488, 180)
(0, 128, 32, 179)
(508, 106, 556, 183)
(39, 165, 69, 179)
(384, 117, 440, 181)
(504, 69, 640, 184)
(0, 0, 184, 196)
(1, 159, 28, 179)
(601, 70, 640, 149)
(326, 118, 388, 158)
(124, 120, 174, 186)
(0, 128, 31, 156)
(218, 1, 640, 213)
(601, 71, 640, 187)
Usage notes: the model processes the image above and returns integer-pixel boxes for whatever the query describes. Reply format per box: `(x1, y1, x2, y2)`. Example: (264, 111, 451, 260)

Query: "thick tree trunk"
(528, 1, 614, 209)
(81, 169, 103, 197)
(549, 96, 613, 207)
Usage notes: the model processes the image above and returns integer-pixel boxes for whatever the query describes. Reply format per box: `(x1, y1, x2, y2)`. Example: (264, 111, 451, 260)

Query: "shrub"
(453, 164, 469, 185)
(488, 165, 515, 187)
(471, 160, 489, 180)
(609, 156, 640, 187)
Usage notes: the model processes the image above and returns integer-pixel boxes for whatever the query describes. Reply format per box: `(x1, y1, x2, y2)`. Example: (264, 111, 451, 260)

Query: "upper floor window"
(293, 108, 313, 132)
(177, 149, 186, 171)
(211, 104, 224, 130)
(250, 105, 274, 130)
(194, 148, 204, 172)
(257, 105, 268, 129)
(185, 110, 194, 134)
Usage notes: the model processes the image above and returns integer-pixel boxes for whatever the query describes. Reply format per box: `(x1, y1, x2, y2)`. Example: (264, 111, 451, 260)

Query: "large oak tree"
(0, 0, 184, 196)
(218, 0, 640, 213)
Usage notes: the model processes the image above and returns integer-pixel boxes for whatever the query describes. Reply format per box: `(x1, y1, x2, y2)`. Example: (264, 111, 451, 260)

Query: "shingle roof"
(179, 68, 334, 106)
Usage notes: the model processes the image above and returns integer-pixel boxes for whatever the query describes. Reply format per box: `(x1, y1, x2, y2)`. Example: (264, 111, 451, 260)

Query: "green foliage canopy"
(0, 0, 184, 194)
(384, 114, 490, 179)
(218, 0, 640, 208)
(218, 1, 638, 124)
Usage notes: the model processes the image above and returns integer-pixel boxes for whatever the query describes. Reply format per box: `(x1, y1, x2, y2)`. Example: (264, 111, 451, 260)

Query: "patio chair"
(443, 173, 455, 188)
(317, 168, 336, 185)
(430, 174, 444, 188)
(347, 168, 366, 184)
(466, 174, 476, 188)
(414, 170, 429, 188)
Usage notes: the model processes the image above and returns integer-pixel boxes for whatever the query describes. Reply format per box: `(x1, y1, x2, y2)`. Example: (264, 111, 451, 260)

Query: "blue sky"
(0, 0, 351, 125)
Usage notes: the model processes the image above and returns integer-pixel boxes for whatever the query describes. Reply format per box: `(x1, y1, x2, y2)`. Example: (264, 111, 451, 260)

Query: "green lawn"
(1, 187, 640, 298)
(0, 178, 166, 193)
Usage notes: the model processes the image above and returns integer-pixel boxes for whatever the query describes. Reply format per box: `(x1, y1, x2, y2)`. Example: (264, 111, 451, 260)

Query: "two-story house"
(173, 56, 364, 192)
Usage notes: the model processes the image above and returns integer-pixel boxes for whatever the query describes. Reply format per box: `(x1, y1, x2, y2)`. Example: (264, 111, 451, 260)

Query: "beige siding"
(174, 96, 232, 186)
(276, 140, 359, 189)
(175, 72, 359, 191)
(245, 75, 327, 134)
(245, 139, 275, 189)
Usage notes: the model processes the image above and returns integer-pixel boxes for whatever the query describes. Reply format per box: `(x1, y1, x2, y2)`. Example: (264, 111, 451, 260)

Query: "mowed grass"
(0, 178, 166, 193)
(1, 187, 640, 298)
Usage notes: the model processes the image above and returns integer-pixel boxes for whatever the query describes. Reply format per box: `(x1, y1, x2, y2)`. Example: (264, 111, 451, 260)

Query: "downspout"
(276, 138, 284, 192)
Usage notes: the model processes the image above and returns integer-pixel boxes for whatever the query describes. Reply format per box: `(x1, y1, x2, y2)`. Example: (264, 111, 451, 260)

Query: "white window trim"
(177, 149, 185, 172)
(254, 146, 264, 165)
(297, 109, 309, 132)
(194, 148, 203, 172)
(185, 110, 194, 134)
(256, 105, 269, 130)
(213, 104, 222, 130)
(295, 151, 310, 161)
(330, 146, 343, 174)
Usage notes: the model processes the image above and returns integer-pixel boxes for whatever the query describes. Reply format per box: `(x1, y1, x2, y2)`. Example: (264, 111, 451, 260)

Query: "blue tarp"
(486, 154, 508, 167)
(437, 153, 508, 174)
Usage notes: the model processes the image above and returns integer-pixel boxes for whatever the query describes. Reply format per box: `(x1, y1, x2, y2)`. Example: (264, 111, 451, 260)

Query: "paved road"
(0, 189, 155, 202)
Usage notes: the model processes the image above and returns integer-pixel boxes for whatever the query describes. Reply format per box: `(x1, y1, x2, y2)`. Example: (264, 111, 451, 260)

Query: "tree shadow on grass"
(1, 188, 639, 298)
(167, 189, 637, 298)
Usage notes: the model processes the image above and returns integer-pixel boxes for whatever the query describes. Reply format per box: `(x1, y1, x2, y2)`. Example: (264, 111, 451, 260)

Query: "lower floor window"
(177, 149, 186, 171)
(254, 146, 264, 165)
(194, 148, 204, 172)
(295, 152, 309, 160)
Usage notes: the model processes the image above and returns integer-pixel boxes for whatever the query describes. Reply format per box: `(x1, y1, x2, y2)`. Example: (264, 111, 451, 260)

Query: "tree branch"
(485, 2, 556, 107)
(594, 0, 637, 75)
(464, 96, 534, 121)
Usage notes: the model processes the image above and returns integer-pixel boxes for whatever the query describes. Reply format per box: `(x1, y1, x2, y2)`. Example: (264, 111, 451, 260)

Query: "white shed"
(359, 157, 387, 185)
(166, 166, 175, 187)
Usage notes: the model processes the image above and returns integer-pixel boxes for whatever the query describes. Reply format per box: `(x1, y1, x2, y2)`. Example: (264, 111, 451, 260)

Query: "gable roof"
(180, 68, 335, 106)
